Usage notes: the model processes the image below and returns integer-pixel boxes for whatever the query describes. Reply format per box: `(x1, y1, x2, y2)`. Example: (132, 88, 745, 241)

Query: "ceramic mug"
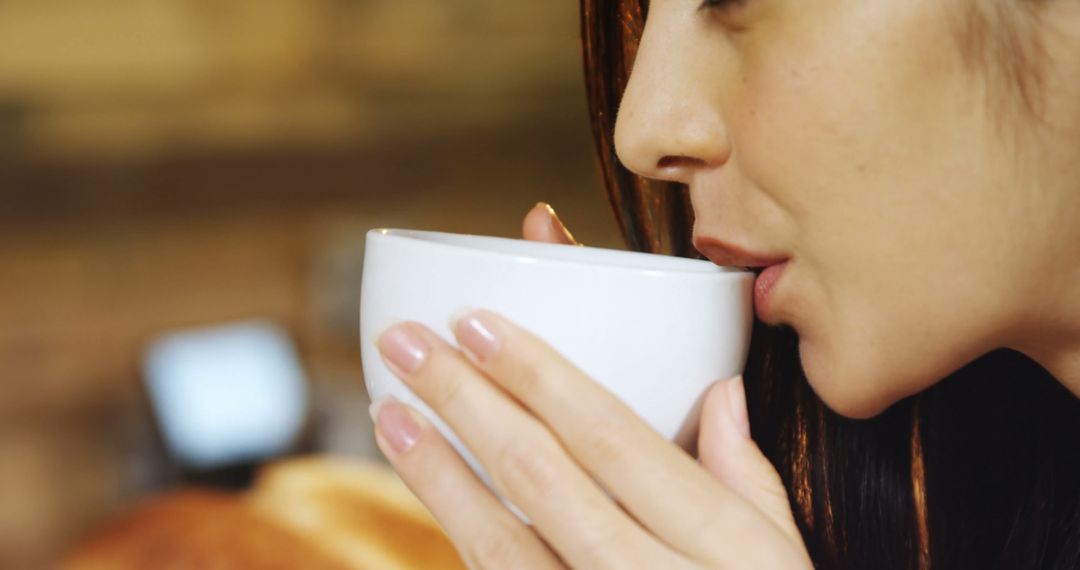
(359, 229, 753, 504)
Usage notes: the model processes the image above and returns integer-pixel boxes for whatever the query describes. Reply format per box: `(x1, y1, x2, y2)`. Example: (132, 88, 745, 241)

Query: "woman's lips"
(690, 235, 790, 320)
(753, 261, 789, 322)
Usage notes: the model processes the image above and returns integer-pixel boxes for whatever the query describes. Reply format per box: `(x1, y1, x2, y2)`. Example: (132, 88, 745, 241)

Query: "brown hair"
(580, 1, 1080, 568)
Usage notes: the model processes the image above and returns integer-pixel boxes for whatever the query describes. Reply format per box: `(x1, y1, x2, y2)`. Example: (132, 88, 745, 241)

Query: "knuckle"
(502, 353, 545, 396)
(427, 361, 468, 412)
(496, 331, 561, 395)
(465, 526, 530, 570)
(578, 418, 628, 466)
(690, 504, 757, 556)
(575, 525, 635, 570)
(758, 470, 788, 503)
(493, 436, 560, 505)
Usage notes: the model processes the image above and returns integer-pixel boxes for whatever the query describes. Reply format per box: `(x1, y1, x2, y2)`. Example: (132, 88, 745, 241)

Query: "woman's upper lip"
(692, 235, 789, 269)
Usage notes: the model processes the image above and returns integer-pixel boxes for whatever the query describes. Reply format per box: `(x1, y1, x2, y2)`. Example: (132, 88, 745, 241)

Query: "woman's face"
(615, 0, 1080, 417)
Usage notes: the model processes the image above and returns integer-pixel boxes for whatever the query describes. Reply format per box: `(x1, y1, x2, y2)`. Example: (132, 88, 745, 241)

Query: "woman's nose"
(614, 17, 731, 185)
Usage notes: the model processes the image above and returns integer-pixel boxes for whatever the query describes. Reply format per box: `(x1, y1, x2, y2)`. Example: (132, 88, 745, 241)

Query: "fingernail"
(368, 396, 393, 423)
(727, 376, 751, 439)
(452, 310, 502, 362)
(378, 324, 430, 375)
(375, 400, 423, 454)
(541, 203, 560, 229)
(542, 203, 575, 243)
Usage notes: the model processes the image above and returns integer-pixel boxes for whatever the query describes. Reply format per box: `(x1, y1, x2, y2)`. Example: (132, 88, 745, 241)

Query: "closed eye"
(698, 0, 747, 13)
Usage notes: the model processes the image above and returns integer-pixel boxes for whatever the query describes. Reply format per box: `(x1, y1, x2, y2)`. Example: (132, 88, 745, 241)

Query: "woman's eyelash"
(698, 0, 746, 12)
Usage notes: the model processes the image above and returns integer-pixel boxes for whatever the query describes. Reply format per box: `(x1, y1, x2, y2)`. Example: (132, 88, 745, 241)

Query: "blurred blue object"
(143, 321, 309, 470)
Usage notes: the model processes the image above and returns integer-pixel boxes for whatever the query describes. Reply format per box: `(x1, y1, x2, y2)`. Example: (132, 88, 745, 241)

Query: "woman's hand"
(521, 202, 578, 245)
(369, 204, 812, 568)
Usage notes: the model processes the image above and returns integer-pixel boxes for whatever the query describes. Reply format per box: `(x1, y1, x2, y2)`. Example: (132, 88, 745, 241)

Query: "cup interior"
(372, 229, 745, 275)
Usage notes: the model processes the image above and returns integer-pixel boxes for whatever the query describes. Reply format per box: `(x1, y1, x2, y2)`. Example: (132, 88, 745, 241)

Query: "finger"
(372, 399, 566, 570)
(450, 309, 772, 558)
(698, 377, 804, 545)
(377, 323, 680, 569)
(522, 202, 577, 245)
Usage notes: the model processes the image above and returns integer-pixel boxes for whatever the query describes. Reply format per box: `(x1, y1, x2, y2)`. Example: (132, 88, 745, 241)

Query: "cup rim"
(367, 228, 752, 278)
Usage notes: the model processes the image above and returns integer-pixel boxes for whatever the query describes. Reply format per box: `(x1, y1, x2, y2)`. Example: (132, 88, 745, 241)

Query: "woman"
(372, 0, 1080, 568)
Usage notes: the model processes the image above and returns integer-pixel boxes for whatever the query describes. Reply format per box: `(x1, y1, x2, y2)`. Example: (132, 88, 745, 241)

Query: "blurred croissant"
(63, 457, 466, 569)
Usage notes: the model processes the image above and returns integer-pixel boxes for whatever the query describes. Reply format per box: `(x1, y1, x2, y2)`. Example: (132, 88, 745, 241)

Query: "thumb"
(522, 202, 577, 245)
(698, 376, 802, 543)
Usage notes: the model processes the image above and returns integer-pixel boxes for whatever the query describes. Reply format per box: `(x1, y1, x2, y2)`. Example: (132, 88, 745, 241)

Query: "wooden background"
(0, 0, 623, 566)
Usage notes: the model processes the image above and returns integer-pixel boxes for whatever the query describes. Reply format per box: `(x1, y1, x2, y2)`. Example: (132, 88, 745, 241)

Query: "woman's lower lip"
(753, 261, 789, 321)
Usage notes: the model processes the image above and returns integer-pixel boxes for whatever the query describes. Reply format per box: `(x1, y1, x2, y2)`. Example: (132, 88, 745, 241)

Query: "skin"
(615, 0, 1080, 416)
(373, 0, 1080, 566)
(374, 306, 811, 568)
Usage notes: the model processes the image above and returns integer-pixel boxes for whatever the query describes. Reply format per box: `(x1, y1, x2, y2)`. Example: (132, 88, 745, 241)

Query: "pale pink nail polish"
(379, 325, 429, 374)
(376, 401, 422, 454)
(454, 311, 502, 362)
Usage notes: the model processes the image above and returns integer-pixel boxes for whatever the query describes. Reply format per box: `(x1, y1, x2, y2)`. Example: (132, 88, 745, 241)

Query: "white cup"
(359, 229, 753, 499)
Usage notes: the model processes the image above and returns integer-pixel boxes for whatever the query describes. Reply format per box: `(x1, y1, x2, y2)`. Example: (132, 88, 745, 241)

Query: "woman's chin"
(799, 338, 899, 420)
